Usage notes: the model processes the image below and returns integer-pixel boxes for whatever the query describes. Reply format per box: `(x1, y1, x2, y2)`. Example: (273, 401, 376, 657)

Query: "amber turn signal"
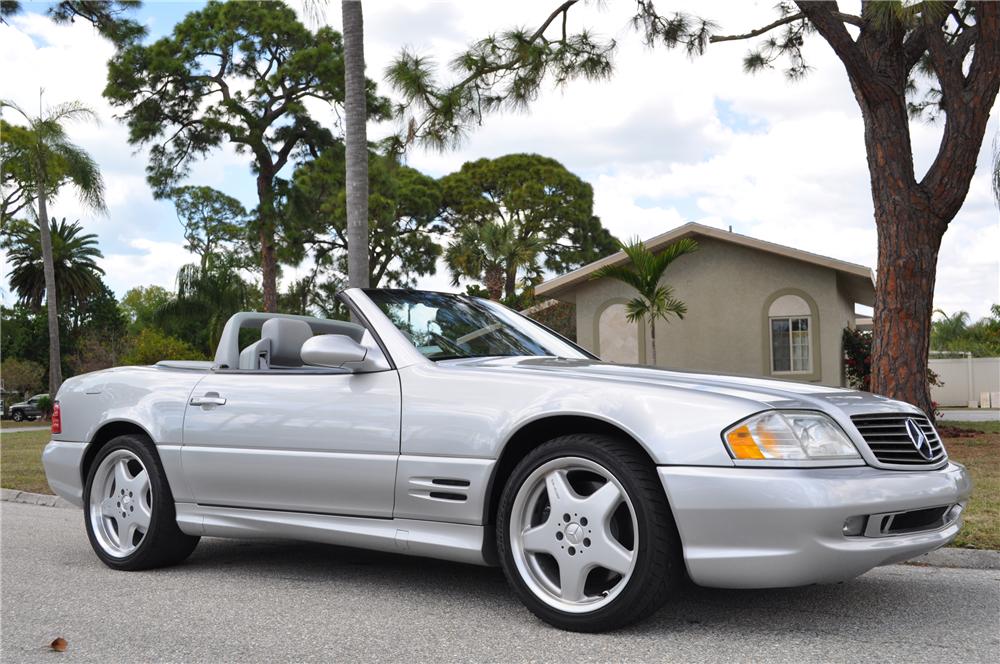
(726, 425, 765, 459)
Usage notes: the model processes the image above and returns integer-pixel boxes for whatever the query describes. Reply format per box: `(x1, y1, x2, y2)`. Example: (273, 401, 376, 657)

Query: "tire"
(497, 434, 683, 632)
(83, 434, 199, 570)
(11, 410, 24, 422)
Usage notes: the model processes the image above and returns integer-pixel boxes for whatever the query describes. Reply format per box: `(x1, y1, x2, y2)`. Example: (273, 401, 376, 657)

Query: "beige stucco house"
(535, 223, 875, 387)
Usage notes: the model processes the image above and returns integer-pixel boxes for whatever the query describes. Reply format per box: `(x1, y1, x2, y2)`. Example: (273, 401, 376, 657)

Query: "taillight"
(51, 402, 61, 434)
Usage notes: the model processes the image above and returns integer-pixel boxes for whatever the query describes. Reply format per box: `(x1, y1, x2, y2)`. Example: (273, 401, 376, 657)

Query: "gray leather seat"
(238, 318, 314, 370)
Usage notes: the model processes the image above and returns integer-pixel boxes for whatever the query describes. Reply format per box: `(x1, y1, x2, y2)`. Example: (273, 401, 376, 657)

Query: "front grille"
(850, 413, 947, 466)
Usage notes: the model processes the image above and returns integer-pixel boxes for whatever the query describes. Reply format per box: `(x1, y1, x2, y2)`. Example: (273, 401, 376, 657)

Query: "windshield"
(364, 290, 592, 361)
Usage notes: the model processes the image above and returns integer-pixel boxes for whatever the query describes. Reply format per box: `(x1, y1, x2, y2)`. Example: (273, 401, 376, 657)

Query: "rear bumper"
(658, 462, 972, 589)
(41, 440, 88, 507)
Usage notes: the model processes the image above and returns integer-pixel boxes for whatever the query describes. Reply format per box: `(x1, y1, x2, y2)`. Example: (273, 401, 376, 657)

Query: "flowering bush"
(843, 327, 873, 390)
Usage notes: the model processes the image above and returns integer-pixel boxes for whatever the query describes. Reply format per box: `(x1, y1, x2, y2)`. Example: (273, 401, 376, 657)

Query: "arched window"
(768, 294, 812, 374)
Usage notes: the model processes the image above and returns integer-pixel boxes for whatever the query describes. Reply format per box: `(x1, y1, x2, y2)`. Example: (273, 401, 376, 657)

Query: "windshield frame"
(359, 288, 597, 363)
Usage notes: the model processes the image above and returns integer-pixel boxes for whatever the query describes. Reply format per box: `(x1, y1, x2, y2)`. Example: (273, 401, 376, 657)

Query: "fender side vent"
(428, 491, 467, 502)
(431, 478, 470, 487)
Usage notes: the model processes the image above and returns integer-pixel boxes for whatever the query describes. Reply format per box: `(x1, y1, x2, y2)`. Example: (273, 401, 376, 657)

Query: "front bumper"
(658, 462, 971, 589)
(41, 440, 88, 507)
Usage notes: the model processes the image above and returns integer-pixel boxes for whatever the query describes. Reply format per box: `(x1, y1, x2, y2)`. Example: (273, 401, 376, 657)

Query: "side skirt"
(174, 503, 488, 566)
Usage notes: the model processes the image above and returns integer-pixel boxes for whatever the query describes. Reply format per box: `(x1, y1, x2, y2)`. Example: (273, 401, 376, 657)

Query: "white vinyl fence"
(929, 355, 1000, 408)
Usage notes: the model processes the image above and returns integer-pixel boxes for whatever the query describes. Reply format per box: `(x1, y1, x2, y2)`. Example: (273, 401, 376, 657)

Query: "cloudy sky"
(1, 0, 997, 317)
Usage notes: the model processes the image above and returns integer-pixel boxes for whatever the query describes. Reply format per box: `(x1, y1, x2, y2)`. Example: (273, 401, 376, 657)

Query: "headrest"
(261, 318, 313, 367)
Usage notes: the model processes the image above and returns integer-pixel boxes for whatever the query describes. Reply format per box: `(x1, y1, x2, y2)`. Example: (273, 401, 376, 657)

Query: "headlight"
(724, 411, 860, 461)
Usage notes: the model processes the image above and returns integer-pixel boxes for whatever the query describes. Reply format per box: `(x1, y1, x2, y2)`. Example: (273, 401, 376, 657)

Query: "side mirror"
(301, 334, 379, 372)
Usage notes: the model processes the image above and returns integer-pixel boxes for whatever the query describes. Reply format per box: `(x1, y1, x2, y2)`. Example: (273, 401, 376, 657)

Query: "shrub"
(524, 300, 576, 342)
(34, 394, 54, 419)
(121, 329, 207, 366)
(843, 327, 872, 390)
(1, 358, 45, 395)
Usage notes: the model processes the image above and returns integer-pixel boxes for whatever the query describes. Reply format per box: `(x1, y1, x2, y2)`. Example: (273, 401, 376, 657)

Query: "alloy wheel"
(509, 456, 638, 613)
(88, 449, 153, 558)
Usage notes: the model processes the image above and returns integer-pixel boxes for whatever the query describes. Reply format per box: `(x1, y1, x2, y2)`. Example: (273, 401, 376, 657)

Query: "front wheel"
(84, 434, 199, 570)
(497, 434, 683, 632)
(11, 410, 24, 422)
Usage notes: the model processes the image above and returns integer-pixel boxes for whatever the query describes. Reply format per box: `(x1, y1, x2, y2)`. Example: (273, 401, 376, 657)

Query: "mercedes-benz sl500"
(42, 288, 970, 631)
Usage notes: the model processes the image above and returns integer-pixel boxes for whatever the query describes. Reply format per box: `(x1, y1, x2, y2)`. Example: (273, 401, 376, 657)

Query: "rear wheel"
(84, 434, 199, 570)
(497, 434, 683, 632)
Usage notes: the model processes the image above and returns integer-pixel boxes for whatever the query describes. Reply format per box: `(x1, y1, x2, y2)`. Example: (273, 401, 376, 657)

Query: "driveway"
(2, 501, 998, 663)
(937, 409, 999, 423)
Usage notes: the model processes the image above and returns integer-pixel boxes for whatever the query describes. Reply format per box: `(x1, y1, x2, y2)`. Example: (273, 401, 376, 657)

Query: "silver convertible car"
(43, 288, 971, 631)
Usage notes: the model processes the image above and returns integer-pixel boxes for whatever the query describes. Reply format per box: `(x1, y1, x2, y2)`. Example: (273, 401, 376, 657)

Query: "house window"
(768, 294, 812, 374)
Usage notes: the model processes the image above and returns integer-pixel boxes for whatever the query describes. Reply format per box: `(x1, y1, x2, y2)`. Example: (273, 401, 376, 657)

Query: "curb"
(2, 489, 998, 570)
(1, 488, 74, 509)
(905, 547, 1000, 570)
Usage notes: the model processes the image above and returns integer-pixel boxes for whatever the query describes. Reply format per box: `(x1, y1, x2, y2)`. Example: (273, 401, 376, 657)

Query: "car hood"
(441, 356, 924, 417)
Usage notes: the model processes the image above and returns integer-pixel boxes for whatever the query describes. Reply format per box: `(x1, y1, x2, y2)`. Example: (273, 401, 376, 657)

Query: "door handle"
(190, 392, 226, 407)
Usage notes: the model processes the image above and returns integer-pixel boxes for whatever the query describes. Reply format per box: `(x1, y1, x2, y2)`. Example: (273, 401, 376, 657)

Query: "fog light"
(946, 504, 964, 522)
(842, 515, 866, 537)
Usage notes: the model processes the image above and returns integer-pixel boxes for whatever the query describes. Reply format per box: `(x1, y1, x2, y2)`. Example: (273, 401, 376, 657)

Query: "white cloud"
(98, 239, 196, 294)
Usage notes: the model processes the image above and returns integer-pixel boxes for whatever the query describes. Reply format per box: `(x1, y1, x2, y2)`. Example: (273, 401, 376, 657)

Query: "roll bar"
(213, 312, 365, 370)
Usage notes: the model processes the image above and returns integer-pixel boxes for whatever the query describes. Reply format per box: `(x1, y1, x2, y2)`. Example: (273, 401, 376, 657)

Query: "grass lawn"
(943, 421, 999, 549)
(0, 429, 53, 494)
(0, 419, 49, 430)
(1, 422, 997, 549)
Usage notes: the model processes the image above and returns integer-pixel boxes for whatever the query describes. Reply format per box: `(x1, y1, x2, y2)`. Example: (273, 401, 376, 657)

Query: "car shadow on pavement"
(171, 536, 978, 641)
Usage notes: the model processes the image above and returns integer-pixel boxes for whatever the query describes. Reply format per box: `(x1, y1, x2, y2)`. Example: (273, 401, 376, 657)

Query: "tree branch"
(920, 2, 1000, 219)
(709, 10, 862, 44)
(446, 1, 582, 95)
(273, 131, 304, 173)
(710, 13, 804, 44)
(923, 11, 965, 107)
(529, 0, 579, 44)
(796, 1, 890, 102)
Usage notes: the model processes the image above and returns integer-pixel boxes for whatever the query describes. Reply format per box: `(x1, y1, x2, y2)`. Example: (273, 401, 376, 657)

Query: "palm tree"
(445, 221, 541, 301)
(155, 259, 253, 354)
(591, 237, 698, 365)
(2, 217, 104, 308)
(342, 0, 369, 290)
(1, 96, 106, 395)
(931, 310, 971, 350)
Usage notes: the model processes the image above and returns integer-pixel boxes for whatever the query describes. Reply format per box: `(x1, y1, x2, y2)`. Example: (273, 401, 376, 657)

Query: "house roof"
(535, 222, 875, 298)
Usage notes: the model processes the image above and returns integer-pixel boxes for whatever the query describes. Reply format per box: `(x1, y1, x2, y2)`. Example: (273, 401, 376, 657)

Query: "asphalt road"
(2, 502, 998, 663)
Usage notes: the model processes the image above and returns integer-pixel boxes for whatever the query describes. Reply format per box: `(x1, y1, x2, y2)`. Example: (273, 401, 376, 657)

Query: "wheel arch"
(481, 414, 661, 564)
(81, 420, 156, 486)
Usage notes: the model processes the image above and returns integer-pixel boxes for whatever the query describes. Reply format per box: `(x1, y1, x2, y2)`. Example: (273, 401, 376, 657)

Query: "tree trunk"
(342, 0, 369, 290)
(484, 266, 504, 301)
(35, 185, 62, 395)
(256, 172, 279, 312)
(870, 209, 943, 417)
(503, 267, 517, 302)
(860, 98, 943, 417)
(648, 316, 657, 366)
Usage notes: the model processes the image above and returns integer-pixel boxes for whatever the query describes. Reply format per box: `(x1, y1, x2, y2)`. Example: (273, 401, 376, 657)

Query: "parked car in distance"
(8, 393, 49, 422)
(42, 289, 971, 632)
